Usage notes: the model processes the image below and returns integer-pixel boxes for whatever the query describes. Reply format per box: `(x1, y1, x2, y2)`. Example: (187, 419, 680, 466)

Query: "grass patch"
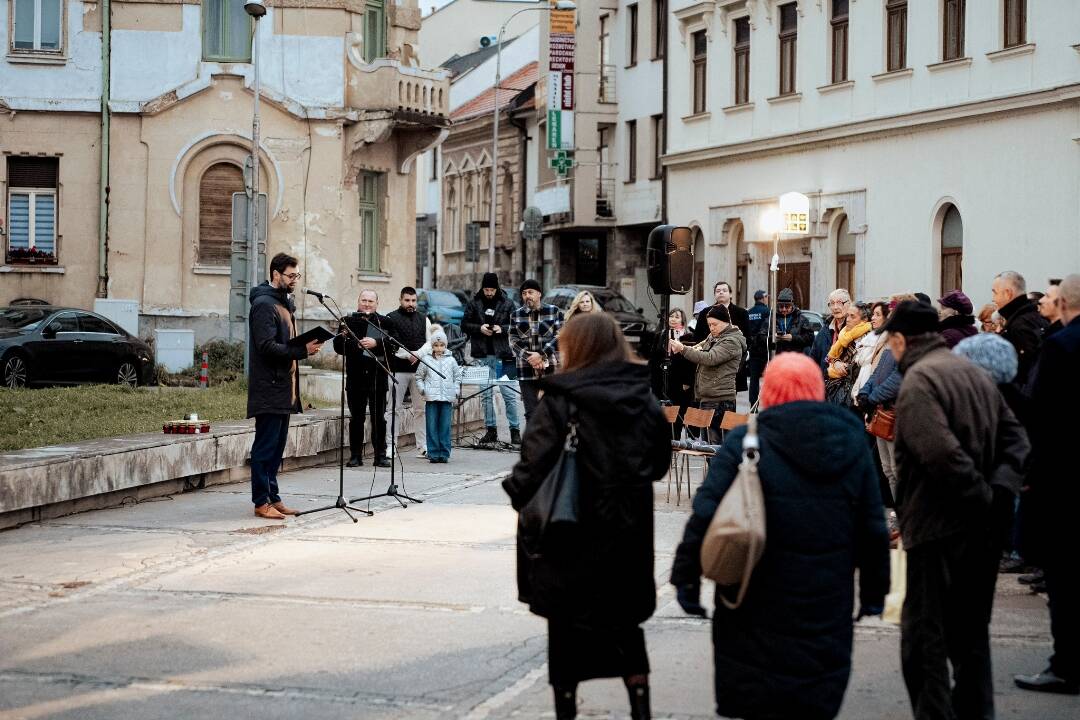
(0, 383, 251, 452)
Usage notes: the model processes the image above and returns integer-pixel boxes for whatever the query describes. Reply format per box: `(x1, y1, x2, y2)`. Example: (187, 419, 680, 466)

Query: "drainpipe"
(97, 0, 111, 297)
(508, 112, 529, 285)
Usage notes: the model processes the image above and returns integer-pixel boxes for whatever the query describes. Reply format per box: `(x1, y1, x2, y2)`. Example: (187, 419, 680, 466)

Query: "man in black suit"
(693, 281, 751, 391)
(333, 289, 392, 468)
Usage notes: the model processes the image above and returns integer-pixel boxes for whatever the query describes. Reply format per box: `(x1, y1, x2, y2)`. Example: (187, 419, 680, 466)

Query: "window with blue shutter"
(5, 157, 59, 264)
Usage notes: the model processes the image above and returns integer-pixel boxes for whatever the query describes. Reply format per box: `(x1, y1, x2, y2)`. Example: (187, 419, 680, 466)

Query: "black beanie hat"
(520, 279, 542, 295)
(481, 272, 500, 290)
(914, 292, 933, 306)
(883, 300, 939, 337)
(706, 305, 731, 323)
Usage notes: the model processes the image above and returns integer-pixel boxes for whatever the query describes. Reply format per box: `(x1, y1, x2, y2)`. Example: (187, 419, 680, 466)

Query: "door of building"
(576, 237, 607, 286)
(777, 262, 812, 310)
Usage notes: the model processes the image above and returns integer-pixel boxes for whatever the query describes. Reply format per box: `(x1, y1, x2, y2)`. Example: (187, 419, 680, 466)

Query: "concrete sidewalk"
(0, 450, 1075, 719)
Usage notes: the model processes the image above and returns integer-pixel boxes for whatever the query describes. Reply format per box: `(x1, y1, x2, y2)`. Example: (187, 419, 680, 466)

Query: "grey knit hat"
(429, 330, 448, 345)
(953, 333, 1018, 385)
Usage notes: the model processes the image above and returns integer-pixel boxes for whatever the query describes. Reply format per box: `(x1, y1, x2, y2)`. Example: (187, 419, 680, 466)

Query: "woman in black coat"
(503, 312, 671, 720)
(671, 352, 890, 720)
(649, 308, 696, 433)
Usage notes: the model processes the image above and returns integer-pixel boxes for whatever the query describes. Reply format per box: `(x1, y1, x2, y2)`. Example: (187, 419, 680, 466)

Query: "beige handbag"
(700, 415, 766, 609)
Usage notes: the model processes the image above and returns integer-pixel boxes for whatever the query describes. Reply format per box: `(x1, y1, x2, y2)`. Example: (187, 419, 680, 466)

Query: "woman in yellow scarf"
(825, 303, 873, 406)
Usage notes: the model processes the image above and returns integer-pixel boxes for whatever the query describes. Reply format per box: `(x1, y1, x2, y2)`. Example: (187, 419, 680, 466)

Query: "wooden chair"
(668, 407, 715, 506)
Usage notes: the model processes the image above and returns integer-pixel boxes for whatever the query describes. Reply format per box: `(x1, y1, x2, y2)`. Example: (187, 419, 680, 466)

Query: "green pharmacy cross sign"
(548, 150, 574, 177)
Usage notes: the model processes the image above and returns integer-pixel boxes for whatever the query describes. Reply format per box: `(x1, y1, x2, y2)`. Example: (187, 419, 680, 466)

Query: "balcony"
(345, 39, 450, 123)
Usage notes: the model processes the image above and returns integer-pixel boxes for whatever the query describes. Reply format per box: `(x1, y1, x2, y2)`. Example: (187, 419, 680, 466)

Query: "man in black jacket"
(1014, 274, 1080, 696)
(767, 288, 816, 356)
(462, 272, 522, 446)
(886, 301, 1030, 720)
(247, 253, 323, 520)
(385, 287, 430, 458)
(746, 290, 769, 406)
(333, 290, 392, 468)
(993, 271, 1050, 397)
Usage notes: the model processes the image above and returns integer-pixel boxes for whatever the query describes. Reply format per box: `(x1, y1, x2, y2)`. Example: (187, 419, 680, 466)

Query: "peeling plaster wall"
(0, 0, 103, 107)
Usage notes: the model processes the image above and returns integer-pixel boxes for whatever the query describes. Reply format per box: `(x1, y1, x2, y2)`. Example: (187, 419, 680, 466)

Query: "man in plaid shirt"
(510, 279, 563, 419)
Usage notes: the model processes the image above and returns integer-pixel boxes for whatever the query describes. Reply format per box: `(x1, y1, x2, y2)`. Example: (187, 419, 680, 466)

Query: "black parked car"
(0, 306, 154, 388)
(542, 285, 652, 355)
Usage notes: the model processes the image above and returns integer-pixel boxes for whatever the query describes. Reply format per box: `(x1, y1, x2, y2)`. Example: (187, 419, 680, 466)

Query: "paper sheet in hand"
(288, 325, 337, 347)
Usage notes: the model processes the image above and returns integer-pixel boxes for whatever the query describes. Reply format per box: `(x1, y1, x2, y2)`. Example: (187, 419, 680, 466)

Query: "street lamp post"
(243, 0, 266, 376)
(759, 208, 783, 365)
(488, 0, 576, 274)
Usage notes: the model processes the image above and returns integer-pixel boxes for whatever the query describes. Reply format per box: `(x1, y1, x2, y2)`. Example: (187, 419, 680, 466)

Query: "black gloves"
(676, 583, 707, 618)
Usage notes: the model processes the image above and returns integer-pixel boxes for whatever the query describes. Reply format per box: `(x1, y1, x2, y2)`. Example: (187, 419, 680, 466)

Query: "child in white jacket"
(415, 330, 462, 463)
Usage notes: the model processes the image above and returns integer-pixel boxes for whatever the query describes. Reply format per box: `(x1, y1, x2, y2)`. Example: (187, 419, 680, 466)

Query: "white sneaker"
(416, 447, 427, 458)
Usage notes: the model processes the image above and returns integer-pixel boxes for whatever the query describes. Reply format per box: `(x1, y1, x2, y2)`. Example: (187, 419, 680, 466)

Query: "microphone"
(671, 439, 723, 455)
(303, 288, 329, 301)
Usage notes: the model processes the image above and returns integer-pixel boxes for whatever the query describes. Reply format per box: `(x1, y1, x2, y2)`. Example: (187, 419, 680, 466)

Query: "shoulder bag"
(700, 415, 766, 609)
(518, 403, 580, 558)
(867, 407, 896, 441)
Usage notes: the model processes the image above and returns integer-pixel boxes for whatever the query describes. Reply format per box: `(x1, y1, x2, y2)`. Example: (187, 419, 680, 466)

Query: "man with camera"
(333, 289, 392, 468)
(462, 272, 522, 446)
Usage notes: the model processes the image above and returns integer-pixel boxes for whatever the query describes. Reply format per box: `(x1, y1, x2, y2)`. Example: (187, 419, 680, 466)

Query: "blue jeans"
(425, 401, 453, 461)
(250, 413, 290, 507)
(477, 356, 520, 430)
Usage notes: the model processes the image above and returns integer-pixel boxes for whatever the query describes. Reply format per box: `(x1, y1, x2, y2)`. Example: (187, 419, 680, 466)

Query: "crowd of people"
(246, 256, 1077, 718)
(503, 269, 1079, 719)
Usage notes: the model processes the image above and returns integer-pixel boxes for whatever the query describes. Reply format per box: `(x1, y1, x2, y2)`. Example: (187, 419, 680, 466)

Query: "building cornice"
(663, 83, 1080, 169)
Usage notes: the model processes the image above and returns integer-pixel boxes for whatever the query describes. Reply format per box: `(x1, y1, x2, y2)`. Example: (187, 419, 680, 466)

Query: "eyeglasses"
(777, 302, 793, 309)
(283, 272, 302, 280)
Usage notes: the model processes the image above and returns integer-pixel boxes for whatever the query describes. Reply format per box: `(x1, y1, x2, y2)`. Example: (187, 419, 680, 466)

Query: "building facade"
(1, 0, 449, 340)
(664, 0, 1080, 315)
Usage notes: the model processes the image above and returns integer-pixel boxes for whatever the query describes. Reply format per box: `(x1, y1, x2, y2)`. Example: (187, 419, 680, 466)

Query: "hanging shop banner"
(549, 33, 575, 72)
(549, 8, 575, 35)
(560, 71, 574, 110)
(547, 72, 562, 111)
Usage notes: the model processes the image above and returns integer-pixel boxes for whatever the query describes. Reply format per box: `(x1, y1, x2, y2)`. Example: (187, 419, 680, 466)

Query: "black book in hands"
(288, 325, 338, 347)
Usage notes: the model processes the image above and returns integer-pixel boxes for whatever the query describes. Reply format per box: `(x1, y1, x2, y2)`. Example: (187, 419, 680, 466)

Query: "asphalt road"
(0, 449, 1075, 719)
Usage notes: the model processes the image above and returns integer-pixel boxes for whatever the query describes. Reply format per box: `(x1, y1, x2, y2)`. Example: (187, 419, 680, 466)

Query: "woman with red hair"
(671, 352, 890, 720)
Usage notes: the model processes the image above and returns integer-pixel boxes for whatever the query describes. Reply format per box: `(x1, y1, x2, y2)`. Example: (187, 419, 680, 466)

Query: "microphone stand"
(349, 319, 447, 509)
(295, 295, 377, 522)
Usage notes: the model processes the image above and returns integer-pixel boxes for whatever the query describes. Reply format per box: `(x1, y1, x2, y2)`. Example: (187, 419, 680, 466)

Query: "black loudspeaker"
(646, 225, 694, 294)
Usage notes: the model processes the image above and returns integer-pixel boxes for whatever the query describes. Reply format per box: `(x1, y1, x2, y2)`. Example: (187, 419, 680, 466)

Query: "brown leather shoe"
(271, 501, 298, 516)
(254, 503, 286, 520)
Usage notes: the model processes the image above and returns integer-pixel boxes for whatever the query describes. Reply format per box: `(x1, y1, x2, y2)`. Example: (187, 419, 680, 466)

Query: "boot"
(510, 428, 522, 446)
(627, 682, 651, 720)
(552, 686, 576, 720)
(480, 427, 499, 445)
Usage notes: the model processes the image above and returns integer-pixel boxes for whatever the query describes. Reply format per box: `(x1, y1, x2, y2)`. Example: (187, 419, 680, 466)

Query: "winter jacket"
(747, 302, 770, 360)
(998, 295, 1049, 387)
(893, 335, 1030, 549)
(415, 353, 462, 403)
(827, 322, 872, 379)
(461, 289, 515, 360)
(858, 349, 901, 408)
(938, 313, 978, 348)
(682, 326, 746, 403)
(386, 308, 429, 373)
(503, 361, 671, 625)
(648, 328, 695, 404)
(246, 282, 306, 417)
(510, 303, 563, 380)
(333, 311, 391, 383)
(769, 308, 816, 355)
(1023, 315, 1080, 555)
(811, 317, 845, 373)
(694, 303, 751, 392)
(671, 401, 889, 720)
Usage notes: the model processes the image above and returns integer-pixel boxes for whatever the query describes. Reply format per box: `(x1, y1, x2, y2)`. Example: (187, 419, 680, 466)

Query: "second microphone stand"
(350, 316, 447, 510)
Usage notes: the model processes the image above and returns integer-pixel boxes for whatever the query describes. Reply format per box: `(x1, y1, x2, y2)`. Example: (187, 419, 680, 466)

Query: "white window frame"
(7, 187, 57, 254)
(9, 0, 65, 56)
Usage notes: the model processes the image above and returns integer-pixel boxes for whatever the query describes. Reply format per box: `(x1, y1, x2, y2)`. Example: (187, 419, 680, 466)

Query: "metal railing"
(599, 64, 617, 103)
(595, 177, 615, 218)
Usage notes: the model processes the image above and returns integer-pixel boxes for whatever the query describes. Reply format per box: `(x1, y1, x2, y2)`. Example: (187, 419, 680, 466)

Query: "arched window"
(445, 184, 457, 250)
(733, 222, 749, 308)
(480, 176, 492, 247)
(835, 214, 855, 295)
(692, 226, 706, 305)
(198, 162, 244, 265)
(501, 173, 514, 245)
(940, 203, 963, 292)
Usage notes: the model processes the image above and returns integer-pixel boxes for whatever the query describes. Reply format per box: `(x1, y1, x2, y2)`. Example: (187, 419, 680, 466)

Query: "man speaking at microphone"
(247, 253, 323, 520)
(333, 290, 392, 468)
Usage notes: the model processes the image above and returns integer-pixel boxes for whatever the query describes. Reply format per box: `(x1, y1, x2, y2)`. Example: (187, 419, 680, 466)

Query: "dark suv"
(542, 285, 652, 355)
